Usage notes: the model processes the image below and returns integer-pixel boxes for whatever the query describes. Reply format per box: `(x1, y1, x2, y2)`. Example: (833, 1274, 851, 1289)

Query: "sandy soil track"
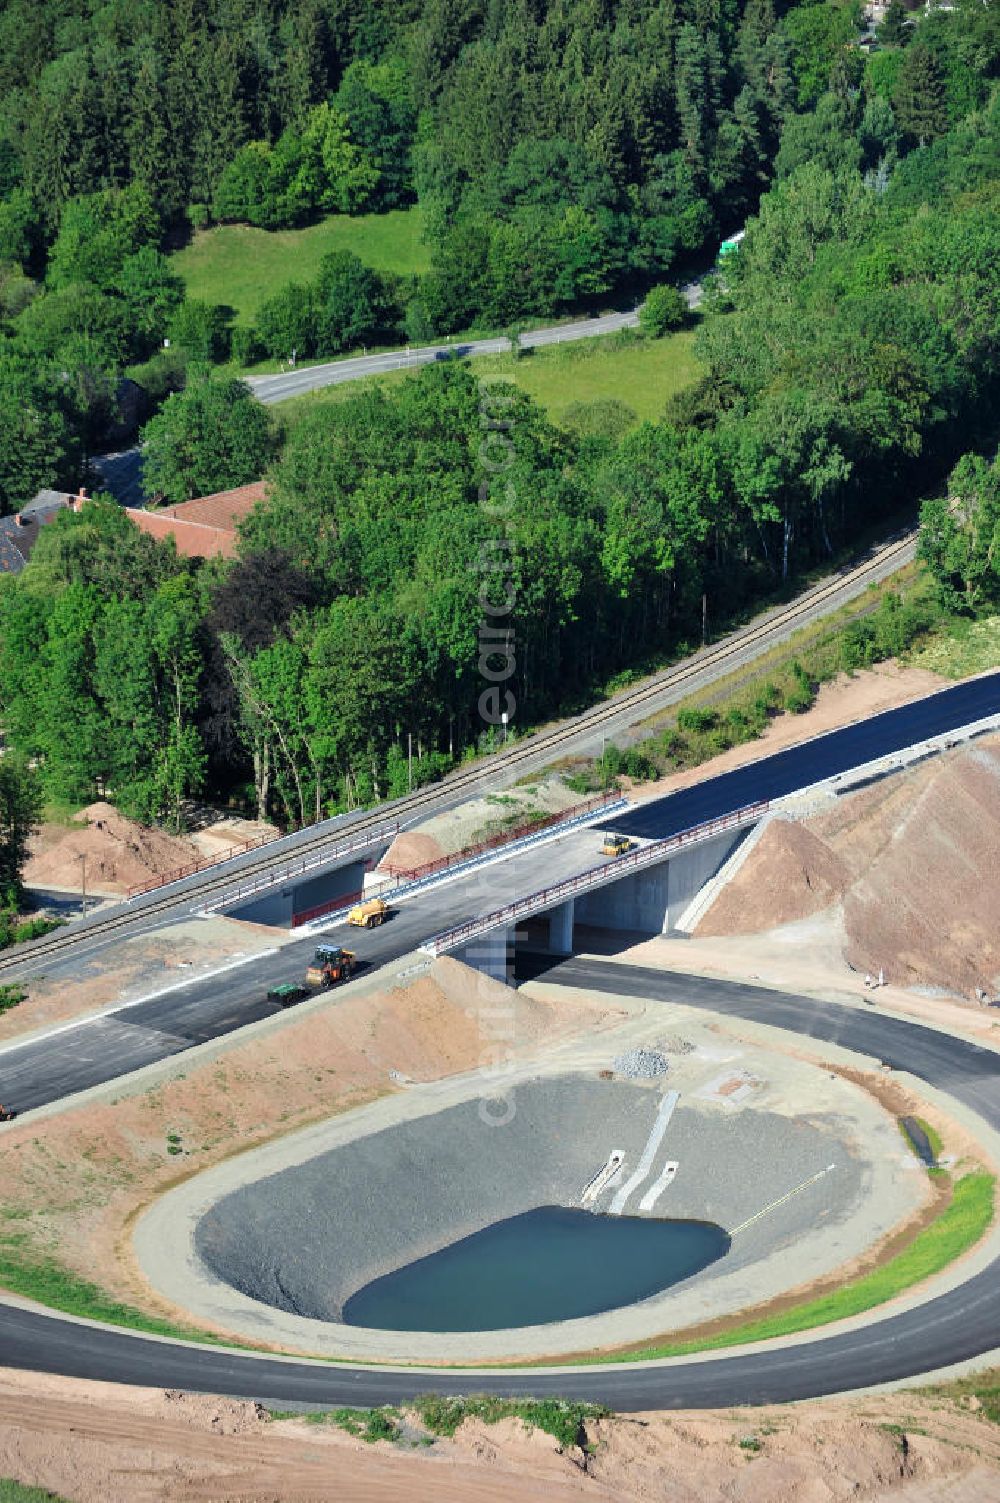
(0, 1365, 998, 1502)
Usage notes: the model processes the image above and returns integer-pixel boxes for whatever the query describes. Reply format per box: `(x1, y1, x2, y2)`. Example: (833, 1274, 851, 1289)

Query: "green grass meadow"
(278, 327, 703, 433)
(479, 329, 703, 426)
(170, 207, 430, 326)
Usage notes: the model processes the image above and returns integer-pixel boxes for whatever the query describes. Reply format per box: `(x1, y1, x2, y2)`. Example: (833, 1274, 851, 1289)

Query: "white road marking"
(0, 948, 280, 1059)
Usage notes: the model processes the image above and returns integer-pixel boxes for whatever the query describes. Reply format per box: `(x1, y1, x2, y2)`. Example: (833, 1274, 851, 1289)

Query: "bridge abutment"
(575, 830, 746, 936)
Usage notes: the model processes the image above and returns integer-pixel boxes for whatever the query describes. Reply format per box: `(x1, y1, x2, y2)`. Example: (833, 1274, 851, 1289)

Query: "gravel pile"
(614, 1047, 669, 1079)
(660, 1035, 694, 1055)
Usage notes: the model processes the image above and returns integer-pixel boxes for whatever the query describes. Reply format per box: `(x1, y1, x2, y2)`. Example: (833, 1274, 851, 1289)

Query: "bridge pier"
(548, 899, 575, 955)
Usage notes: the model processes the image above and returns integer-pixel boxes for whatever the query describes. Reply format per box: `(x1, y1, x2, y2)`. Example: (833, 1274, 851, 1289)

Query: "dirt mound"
(698, 819, 851, 936)
(381, 830, 446, 871)
(843, 742, 1000, 995)
(380, 779, 584, 873)
(24, 803, 198, 895)
(0, 1366, 997, 1503)
(697, 738, 1000, 998)
(188, 815, 279, 862)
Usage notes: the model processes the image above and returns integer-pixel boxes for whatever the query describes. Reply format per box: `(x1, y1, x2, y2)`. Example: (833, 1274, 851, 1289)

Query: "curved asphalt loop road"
(2, 955, 1000, 1409)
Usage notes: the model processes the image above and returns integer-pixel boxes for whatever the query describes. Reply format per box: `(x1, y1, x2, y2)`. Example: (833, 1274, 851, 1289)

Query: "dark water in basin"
(342, 1205, 730, 1331)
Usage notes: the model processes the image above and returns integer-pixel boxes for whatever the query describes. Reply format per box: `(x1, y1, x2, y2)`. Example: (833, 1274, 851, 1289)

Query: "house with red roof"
(128, 482, 267, 560)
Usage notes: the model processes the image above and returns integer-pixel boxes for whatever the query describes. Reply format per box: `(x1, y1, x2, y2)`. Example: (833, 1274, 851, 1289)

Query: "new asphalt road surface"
(0, 957, 999, 1408)
(2, 672, 998, 1113)
(606, 670, 1000, 841)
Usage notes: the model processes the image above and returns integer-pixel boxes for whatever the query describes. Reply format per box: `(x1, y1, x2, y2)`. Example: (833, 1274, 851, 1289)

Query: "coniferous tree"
(894, 43, 949, 145)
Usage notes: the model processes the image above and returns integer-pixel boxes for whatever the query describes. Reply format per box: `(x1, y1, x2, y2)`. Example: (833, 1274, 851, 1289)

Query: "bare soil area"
(0, 958, 620, 1329)
(187, 814, 279, 863)
(0, 1365, 997, 1503)
(696, 737, 1000, 999)
(24, 803, 200, 896)
(382, 779, 584, 873)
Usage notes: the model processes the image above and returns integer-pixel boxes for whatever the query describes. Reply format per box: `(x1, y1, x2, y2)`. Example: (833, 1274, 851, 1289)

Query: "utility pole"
(702, 592, 708, 646)
(78, 853, 87, 918)
(407, 732, 413, 792)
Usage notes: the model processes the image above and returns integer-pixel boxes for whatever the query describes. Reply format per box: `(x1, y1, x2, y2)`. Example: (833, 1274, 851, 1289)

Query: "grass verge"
(921, 1365, 1000, 1423)
(271, 1395, 608, 1448)
(0, 985, 26, 1014)
(0, 1235, 229, 1348)
(0, 1484, 70, 1502)
(577, 1171, 995, 1365)
(473, 327, 703, 427)
(276, 326, 702, 431)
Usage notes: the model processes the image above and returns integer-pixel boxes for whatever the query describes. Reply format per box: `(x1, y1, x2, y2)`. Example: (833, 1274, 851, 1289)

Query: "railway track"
(0, 527, 917, 975)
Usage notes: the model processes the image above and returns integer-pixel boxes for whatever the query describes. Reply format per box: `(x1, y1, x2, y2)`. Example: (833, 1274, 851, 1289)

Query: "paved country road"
(92, 311, 645, 502)
(245, 308, 645, 405)
(245, 275, 704, 406)
(93, 281, 703, 498)
(4, 673, 998, 1113)
(1, 957, 999, 1409)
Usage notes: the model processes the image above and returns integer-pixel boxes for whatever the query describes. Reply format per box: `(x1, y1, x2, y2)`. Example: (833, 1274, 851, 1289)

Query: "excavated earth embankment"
(697, 737, 1000, 998)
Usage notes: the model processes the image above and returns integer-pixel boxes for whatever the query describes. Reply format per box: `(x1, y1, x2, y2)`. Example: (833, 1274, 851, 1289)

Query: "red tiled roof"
(155, 482, 268, 531)
(130, 511, 241, 560)
(128, 481, 268, 560)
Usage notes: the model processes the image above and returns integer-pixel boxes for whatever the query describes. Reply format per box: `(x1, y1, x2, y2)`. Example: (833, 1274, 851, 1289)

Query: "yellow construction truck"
(304, 944, 357, 989)
(601, 832, 634, 857)
(347, 896, 391, 928)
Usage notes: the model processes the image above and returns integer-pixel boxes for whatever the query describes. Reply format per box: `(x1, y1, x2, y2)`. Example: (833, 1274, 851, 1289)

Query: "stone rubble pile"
(614, 1047, 669, 1079)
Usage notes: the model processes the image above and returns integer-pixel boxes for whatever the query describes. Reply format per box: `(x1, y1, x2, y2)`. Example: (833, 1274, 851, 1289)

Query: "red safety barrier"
(291, 889, 364, 929)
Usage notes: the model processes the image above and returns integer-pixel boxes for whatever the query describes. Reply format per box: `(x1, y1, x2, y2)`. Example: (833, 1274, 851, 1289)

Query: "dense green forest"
(2, 0, 997, 509)
(0, 0, 998, 835)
